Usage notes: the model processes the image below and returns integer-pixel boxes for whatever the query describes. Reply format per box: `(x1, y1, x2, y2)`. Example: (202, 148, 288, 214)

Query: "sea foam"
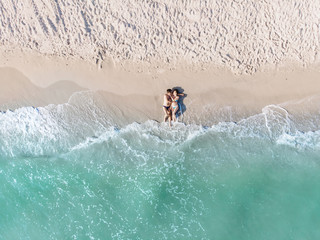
(1, 94, 320, 240)
(0, 92, 319, 158)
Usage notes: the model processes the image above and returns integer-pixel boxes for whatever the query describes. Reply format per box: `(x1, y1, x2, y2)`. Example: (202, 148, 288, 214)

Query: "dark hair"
(167, 89, 172, 93)
(172, 89, 178, 94)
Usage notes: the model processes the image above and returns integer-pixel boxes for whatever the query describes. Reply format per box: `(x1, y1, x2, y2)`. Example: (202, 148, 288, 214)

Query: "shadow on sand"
(172, 86, 187, 121)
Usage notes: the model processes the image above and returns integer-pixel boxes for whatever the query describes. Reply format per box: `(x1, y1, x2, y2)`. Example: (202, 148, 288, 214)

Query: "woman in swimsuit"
(171, 89, 180, 122)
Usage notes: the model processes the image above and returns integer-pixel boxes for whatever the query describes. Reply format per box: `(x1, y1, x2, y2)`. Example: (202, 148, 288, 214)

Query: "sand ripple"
(0, 0, 319, 73)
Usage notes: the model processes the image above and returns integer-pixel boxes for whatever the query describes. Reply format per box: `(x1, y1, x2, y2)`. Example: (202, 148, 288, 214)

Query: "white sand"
(1, 51, 319, 125)
(0, 0, 319, 74)
(0, 0, 320, 125)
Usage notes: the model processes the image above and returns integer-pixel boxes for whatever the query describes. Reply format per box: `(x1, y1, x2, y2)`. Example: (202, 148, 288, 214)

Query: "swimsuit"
(163, 105, 170, 110)
(172, 98, 179, 110)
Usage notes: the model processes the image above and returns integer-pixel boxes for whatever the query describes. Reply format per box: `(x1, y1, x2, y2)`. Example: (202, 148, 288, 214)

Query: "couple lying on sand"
(163, 89, 184, 126)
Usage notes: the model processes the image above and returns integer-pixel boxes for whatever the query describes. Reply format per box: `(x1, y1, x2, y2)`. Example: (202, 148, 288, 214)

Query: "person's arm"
(178, 93, 185, 97)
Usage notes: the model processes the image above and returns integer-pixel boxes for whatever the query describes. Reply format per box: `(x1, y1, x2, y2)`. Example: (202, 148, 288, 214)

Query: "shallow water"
(1, 93, 320, 239)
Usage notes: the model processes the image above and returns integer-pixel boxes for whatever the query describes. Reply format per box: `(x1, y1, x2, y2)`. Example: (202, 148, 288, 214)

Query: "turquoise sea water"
(1, 93, 320, 239)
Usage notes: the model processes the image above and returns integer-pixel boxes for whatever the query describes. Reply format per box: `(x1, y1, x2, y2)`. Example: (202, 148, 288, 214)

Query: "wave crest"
(0, 93, 319, 158)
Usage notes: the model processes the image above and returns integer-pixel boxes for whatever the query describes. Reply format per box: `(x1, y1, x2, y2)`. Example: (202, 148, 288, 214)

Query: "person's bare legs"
(168, 108, 172, 127)
(163, 107, 169, 122)
(172, 106, 179, 122)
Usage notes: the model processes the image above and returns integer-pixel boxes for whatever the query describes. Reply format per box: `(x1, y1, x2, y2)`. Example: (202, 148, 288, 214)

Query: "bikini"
(172, 99, 178, 110)
(163, 94, 172, 110)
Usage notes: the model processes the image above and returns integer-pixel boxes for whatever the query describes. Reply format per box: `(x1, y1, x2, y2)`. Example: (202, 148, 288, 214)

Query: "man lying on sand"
(163, 89, 173, 126)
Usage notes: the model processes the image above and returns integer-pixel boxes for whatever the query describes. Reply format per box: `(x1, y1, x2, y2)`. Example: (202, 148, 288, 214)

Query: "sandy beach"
(0, 0, 319, 126)
(1, 49, 320, 127)
(2, 1, 320, 239)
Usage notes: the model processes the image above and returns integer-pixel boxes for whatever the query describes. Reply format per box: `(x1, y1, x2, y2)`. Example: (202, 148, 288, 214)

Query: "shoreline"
(0, 50, 320, 127)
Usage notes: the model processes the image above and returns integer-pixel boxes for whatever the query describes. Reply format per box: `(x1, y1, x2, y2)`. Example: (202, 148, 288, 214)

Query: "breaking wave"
(1, 92, 320, 240)
(1, 92, 320, 158)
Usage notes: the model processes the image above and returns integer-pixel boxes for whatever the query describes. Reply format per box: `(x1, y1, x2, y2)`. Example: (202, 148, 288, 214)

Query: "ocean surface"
(1, 92, 320, 240)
